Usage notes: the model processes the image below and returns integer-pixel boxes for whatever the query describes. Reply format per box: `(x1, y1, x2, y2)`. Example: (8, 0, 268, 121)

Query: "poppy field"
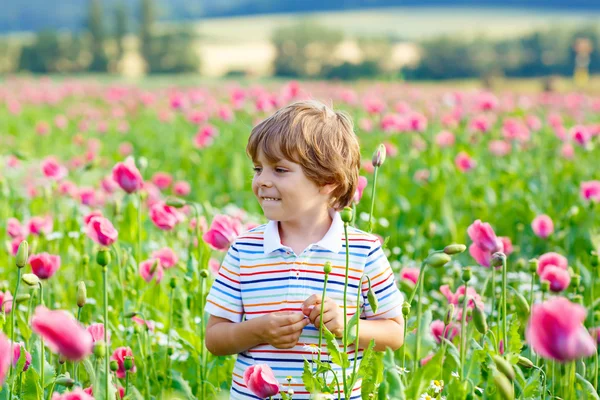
(0, 77, 599, 399)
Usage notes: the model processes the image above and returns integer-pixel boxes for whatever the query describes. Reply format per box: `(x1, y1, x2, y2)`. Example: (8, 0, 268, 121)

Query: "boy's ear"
(320, 183, 337, 196)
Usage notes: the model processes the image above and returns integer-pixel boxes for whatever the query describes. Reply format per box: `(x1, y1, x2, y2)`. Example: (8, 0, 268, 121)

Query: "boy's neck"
(278, 207, 333, 252)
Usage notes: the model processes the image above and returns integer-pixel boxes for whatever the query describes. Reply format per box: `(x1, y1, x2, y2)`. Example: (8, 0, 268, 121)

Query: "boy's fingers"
(274, 311, 306, 325)
(282, 318, 309, 334)
(301, 294, 322, 313)
(313, 310, 337, 328)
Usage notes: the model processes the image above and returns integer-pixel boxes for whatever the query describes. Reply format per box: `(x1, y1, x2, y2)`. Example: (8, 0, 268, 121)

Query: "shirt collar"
(263, 208, 344, 255)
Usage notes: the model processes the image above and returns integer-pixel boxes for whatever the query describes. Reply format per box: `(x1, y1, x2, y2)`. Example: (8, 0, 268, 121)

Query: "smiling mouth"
(262, 197, 281, 201)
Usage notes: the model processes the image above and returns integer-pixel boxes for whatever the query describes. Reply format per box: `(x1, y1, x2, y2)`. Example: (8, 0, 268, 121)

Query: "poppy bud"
(340, 207, 353, 223)
(444, 304, 455, 325)
(199, 270, 209, 278)
(15, 293, 30, 304)
(165, 197, 186, 208)
(21, 273, 41, 287)
(571, 274, 581, 289)
(124, 356, 134, 371)
(97, 249, 111, 267)
(110, 360, 119, 371)
(512, 291, 530, 314)
(323, 261, 332, 275)
(367, 288, 378, 314)
(169, 277, 177, 289)
(517, 356, 534, 369)
(167, 347, 174, 356)
(55, 376, 75, 388)
(76, 281, 87, 308)
(16, 240, 29, 268)
(473, 305, 488, 334)
(462, 267, 472, 283)
(516, 258, 526, 270)
(490, 252, 506, 268)
(443, 244, 466, 255)
(528, 258, 538, 273)
(94, 341, 106, 358)
(591, 251, 599, 268)
(541, 281, 550, 293)
(493, 355, 515, 381)
(425, 252, 451, 268)
(372, 144, 386, 167)
(493, 371, 515, 400)
(401, 301, 410, 316)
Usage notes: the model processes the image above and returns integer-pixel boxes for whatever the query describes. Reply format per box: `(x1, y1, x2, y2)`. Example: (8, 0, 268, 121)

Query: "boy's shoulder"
(344, 225, 383, 250)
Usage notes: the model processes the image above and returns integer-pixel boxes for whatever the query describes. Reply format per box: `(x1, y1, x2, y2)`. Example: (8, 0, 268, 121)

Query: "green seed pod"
(591, 251, 599, 268)
(571, 274, 581, 288)
(15, 294, 30, 304)
(59, 355, 66, 364)
(493, 371, 515, 400)
(165, 197, 187, 208)
(167, 347, 174, 356)
(490, 252, 506, 268)
(16, 240, 29, 268)
(472, 305, 488, 334)
(517, 356, 534, 369)
(443, 244, 467, 255)
(340, 207, 353, 223)
(462, 267, 472, 283)
(367, 288, 379, 314)
(528, 259, 538, 273)
(94, 341, 106, 358)
(21, 273, 41, 287)
(425, 252, 451, 268)
(169, 277, 177, 289)
(77, 281, 87, 308)
(444, 304, 455, 325)
(512, 291, 530, 314)
(541, 281, 550, 293)
(493, 355, 516, 381)
(401, 301, 410, 316)
(55, 376, 75, 388)
(323, 261, 332, 275)
(124, 356, 134, 370)
(110, 360, 119, 372)
(515, 258, 526, 270)
(97, 249, 111, 267)
(199, 269, 209, 278)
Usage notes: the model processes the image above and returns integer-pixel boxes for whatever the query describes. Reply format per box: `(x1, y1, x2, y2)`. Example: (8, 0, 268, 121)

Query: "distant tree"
(114, 1, 128, 62)
(18, 30, 62, 73)
(139, 0, 154, 67)
(271, 20, 343, 78)
(144, 26, 200, 73)
(88, 0, 108, 71)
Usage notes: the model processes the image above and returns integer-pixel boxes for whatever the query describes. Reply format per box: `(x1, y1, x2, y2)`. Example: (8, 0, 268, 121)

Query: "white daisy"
(303, 344, 321, 354)
(396, 366, 410, 374)
(419, 394, 433, 400)
(451, 371, 460, 378)
(429, 380, 443, 394)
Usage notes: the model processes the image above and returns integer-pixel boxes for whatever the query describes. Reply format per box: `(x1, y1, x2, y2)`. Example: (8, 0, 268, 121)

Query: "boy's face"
(252, 150, 334, 222)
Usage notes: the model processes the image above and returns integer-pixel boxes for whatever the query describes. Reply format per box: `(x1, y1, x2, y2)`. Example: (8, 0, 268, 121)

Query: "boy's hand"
(257, 312, 309, 349)
(302, 294, 345, 338)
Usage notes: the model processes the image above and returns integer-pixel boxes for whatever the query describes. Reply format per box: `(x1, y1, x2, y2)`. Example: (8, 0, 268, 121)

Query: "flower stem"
(8, 268, 22, 394)
(137, 193, 142, 264)
(342, 222, 350, 397)
(459, 282, 469, 381)
(103, 266, 109, 400)
(368, 166, 379, 233)
(351, 275, 363, 380)
(413, 262, 427, 370)
(165, 285, 174, 389)
(501, 257, 508, 350)
(40, 282, 45, 388)
(317, 272, 329, 369)
(125, 370, 129, 396)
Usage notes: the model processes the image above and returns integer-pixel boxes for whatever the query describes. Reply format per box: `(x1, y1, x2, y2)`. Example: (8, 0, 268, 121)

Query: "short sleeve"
(205, 243, 244, 323)
(361, 242, 404, 319)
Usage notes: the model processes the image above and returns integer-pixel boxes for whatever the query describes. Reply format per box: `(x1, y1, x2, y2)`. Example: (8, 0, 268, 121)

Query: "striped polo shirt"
(205, 210, 404, 399)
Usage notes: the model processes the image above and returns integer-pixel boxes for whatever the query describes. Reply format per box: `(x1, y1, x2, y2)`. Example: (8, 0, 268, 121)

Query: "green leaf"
(323, 326, 349, 368)
(405, 351, 442, 400)
(170, 370, 195, 399)
(508, 319, 522, 354)
(17, 312, 32, 343)
(359, 341, 383, 400)
(15, 346, 28, 374)
(94, 359, 117, 400)
(365, 276, 378, 314)
(81, 358, 96, 384)
(22, 368, 43, 400)
(521, 369, 541, 400)
(302, 359, 318, 394)
(344, 312, 359, 345)
(576, 373, 600, 400)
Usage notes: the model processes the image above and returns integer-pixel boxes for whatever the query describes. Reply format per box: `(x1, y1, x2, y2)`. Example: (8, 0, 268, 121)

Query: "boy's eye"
(275, 168, 287, 173)
(253, 167, 262, 173)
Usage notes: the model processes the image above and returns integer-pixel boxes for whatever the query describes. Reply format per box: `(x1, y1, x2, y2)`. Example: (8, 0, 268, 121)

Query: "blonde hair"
(247, 99, 361, 210)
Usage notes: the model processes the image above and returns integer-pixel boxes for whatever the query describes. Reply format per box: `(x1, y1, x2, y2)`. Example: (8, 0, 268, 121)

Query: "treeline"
(1, 0, 199, 74)
(270, 22, 600, 80)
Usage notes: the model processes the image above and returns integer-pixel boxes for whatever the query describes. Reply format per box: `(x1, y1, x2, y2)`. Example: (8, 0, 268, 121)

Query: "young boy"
(205, 100, 405, 399)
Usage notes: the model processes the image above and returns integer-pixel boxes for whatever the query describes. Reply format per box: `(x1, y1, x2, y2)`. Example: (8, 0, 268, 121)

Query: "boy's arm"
(357, 314, 404, 351)
(205, 315, 263, 356)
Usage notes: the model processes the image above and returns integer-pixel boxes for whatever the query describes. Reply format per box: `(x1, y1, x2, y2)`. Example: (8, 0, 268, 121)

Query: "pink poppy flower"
(173, 181, 191, 196)
(151, 247, 178, 269)
(430, 319, 460, 344)
(537, 252, 568, 276)
(353, 176, 368, 204)
(0, 334, 12, 386)
(149, 202, 184, 231)
(455, 152, 476, 172)
(202, 214, 243, 251)
(399, 267, 419, 285)
(0, 291, 13, 314)
(112, 158, 144, 194)
(467, 220, 501, 253)
(580, 181, 600, 203)
(243, 364, 280, 399)
(435, 131, 455, 148)
(31, 306, 93, 361)
(85, 216, 118, 247)
(41, 157, 67, 181)
(29, 253, 61, 280)
(531, 214, 554, 239)
(12, 342, 31, 372)
(110, 347, 136, 379)
(151, 172, 173, 190)
(87, 323, 109, 343)
(139, 259, 164, 283)
(540, 266, 571, 293)
(7, 218, 25, 238)
(526, 297, 596, 362)
(27, 215, 53, 236)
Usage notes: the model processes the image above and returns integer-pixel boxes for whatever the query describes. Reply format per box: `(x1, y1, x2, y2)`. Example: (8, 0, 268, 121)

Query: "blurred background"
(1, 0, 599, 88)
